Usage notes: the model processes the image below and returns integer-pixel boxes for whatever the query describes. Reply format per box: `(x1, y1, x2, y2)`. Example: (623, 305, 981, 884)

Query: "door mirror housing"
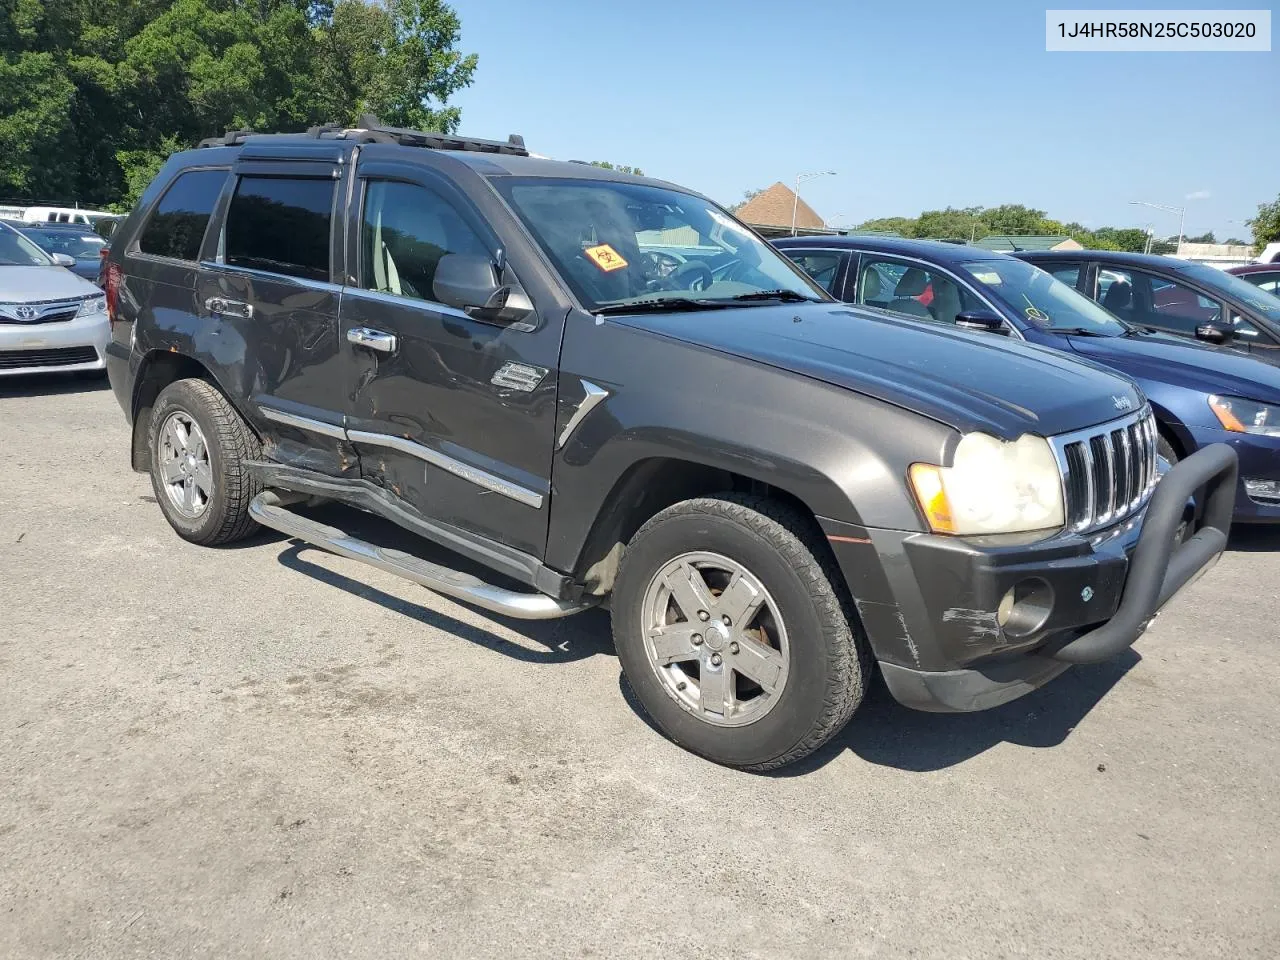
(954, 309, 1009, 335)
(50, 253, 75, 268)
(1195, 322, 1235, 345)
(433, 253, 533, 326)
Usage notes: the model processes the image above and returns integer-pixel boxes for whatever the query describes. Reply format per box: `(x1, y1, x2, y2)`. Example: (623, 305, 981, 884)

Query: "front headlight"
(1208, 395, 1280, 437)
(909, 433, 1065, 535)
(77, 295, 107, 316)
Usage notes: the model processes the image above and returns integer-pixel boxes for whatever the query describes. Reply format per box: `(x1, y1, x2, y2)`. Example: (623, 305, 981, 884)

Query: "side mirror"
(50, 253, 75, 268)
(1195, 322, 1234, 345)
(433, 253, 533, 326)
(954, 309, 1009, 335)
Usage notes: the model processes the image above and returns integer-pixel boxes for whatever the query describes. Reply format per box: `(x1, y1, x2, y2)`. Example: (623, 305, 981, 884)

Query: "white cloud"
(1185, 189, 1211, 201)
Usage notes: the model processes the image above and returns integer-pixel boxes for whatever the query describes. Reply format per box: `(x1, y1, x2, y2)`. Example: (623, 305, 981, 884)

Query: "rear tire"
(148, 378, 261, 545)
(612, 494, 869, 771)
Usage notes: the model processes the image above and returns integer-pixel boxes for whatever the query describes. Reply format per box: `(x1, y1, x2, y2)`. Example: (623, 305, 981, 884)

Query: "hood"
(1064, 331, 1280, 405)
(0, 265, 101, 301)
(614, 303, 1143, 439)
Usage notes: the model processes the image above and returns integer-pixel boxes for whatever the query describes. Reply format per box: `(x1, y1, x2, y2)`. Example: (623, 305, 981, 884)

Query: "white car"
(0, 221, 109, 378)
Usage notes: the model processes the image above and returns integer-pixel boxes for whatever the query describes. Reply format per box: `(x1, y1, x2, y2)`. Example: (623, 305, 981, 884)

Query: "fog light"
(996, 578, 1054, 639)
(1244, 477, 1280, 504)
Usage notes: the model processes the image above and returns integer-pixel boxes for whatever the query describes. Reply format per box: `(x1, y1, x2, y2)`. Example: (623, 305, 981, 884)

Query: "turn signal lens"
(908, 463, 956, 533)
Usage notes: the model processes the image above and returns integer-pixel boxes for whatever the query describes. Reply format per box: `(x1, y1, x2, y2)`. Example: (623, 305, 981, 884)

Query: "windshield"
(0, 224, 53, 266)
(1175, 260, 1280, 322)
(492, 177, 826, 311)
(25, 229, 105, 259)
(961, 258, 1128, 335)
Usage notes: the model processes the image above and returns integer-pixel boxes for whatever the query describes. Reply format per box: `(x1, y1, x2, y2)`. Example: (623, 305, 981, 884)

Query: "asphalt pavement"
(2, 376, 1277, 959)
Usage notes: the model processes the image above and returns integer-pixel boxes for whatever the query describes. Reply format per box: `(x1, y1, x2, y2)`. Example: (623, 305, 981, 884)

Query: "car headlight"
(909, 432, 1065, 535)
(77, 295, 107, 316)
(1208, 395, 1280, 437)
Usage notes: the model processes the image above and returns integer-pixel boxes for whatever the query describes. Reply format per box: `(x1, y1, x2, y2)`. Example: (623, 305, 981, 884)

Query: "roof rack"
(197, 128, 257, 148)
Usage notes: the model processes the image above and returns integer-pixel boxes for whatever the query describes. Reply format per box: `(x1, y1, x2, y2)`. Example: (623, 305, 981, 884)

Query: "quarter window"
(224, 176, 334, 282)
(138, 169, 228, 261)
(1047, 263, 1081, 287)
(359, 180, 489, 301)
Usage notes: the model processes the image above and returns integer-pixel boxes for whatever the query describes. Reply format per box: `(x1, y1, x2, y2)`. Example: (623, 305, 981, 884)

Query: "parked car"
(0, 220, 109, 377)
(3, 220, 108, 281)
(1013, 250, 1280, 365)
(102, 123, 1234, 770)
(776, 235, 1280, 522)
(1226, 262, 1280, 297)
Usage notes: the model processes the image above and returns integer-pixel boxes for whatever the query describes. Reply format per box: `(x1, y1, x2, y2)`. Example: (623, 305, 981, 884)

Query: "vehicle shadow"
(0, 372, 109, 396)
(267, 503, 612, 664)
(770, 650, 1140, 775)
(1226, 524, 1280, 553)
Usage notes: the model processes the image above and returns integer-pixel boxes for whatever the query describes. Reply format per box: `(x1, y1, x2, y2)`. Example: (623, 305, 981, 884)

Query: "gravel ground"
(2, 376, 1277, 959)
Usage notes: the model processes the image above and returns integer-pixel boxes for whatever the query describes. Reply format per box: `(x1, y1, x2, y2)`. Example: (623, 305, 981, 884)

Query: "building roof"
(972, 235, 1082, 252)
(734, 182, 824, 230)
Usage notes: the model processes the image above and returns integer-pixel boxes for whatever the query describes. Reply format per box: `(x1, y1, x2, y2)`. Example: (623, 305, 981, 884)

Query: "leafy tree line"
(0, 0, 477, 210)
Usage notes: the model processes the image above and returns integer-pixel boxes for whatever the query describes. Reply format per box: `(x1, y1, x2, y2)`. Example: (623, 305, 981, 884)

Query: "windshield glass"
(1175, 260, 1280, 322)
(26, 229, 105, 259)
(0, 224, 53, 266)
(492, 177, 826, 311)
(961, 258, 1128, 335)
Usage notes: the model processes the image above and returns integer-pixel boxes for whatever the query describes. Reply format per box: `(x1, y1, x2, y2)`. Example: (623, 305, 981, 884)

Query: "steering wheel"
(671, 260, 713, 292)
(644, 251, 682, 278)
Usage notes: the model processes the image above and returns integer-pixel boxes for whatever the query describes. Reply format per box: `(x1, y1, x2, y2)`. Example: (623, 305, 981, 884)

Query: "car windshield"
(26, 229, 105, 259)
(961, 258, 1128, 335)
(1175, 260, 1280, 322)
(492, 177, 826, 312)
(0, 224, 53, 266)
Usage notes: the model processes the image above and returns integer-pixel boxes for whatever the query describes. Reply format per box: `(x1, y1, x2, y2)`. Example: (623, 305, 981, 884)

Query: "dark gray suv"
(102, 120, 1236, 769)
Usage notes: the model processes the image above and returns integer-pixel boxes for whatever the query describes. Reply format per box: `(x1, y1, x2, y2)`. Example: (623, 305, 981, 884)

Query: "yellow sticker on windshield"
(584, 243, 628, 272)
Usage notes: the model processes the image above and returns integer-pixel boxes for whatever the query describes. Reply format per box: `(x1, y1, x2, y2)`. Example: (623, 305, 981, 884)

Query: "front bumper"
(0, 310, 109, 376)
(1183, 423, 1280, 522)
(823, 444, 1238, 712)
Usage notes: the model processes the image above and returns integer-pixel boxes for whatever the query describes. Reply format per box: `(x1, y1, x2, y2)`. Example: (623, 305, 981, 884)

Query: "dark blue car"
(775, 235, 1280, 523)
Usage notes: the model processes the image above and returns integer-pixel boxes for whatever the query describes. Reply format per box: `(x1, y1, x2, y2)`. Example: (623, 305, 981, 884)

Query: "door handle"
(346, 327, 398, 354)
(205, 297, 253, 319)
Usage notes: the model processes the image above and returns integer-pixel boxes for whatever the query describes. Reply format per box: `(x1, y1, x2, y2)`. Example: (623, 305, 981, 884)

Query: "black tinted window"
(225, 176, 334, 282)
(138, 169, 227, 261)
(360, 180, 488, 301)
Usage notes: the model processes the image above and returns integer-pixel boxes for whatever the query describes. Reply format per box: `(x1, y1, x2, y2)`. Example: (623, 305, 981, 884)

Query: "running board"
(249, 492, 594, 620)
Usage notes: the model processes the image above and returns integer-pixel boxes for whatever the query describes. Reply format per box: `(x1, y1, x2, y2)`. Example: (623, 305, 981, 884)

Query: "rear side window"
(138, 169, 228, 261)
(225, 176, 334, 282)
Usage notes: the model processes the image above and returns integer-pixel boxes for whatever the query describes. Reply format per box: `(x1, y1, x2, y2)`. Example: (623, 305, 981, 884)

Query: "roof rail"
(345, 115, 527, 155)
(197, 128, 257, 148)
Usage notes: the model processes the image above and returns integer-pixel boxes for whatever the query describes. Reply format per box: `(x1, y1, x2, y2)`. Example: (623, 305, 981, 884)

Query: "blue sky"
(450, 0, 1277, 240)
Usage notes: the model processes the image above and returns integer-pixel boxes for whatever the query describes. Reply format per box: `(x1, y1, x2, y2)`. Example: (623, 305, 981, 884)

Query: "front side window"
(360, 180, 489, 302)
(138, 168, 228, 261)
(1249, 272, 1280, 295)
(784, 250, 845, 293)
(492, 177, 824, 312)
(858, 257, 982, 325)
(224, 175, 334, 282)
(0, 224, 52, 266)
(962, 258, 1127, 335)
(1047, 263, 1081, 288)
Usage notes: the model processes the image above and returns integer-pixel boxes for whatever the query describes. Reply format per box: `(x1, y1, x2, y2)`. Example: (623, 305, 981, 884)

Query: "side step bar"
(249, 492, 595, 621)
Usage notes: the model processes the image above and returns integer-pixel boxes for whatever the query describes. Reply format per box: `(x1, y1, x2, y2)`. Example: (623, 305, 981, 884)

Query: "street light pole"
(1129, 200, 1187, 253)
(792, 170, 836, 236)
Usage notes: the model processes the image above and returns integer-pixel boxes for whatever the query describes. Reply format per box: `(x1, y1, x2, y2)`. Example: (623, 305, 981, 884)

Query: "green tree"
(1184, 231, 1217, 244)
(590, 160, 645, 176)
(1246, 195, 1280, 254)
(729, 187, 763, 213)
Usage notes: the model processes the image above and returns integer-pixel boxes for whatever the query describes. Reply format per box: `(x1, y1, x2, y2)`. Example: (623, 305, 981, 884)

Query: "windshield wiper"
(727, 290, 822, 303)
(1050, 326, 1112, 337)
(594, 297, 733, 316)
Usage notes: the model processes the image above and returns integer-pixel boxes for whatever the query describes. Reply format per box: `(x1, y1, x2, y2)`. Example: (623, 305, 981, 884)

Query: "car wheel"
(612, 494, 870, 771)
(148, 378, 262, 545)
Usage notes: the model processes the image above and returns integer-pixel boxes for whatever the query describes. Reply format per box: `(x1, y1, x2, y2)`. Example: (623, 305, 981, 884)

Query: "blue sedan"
(775, 235, 1280, 523)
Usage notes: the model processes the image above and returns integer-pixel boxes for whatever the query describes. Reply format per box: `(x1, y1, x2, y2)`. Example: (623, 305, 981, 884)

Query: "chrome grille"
(0, 298, 84, 325)
(1052, 409, 1159, 533)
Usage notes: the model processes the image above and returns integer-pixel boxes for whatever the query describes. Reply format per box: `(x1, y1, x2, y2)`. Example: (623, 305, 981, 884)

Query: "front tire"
(612, 495, 869, 771)
(148, 378, 262, 545)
